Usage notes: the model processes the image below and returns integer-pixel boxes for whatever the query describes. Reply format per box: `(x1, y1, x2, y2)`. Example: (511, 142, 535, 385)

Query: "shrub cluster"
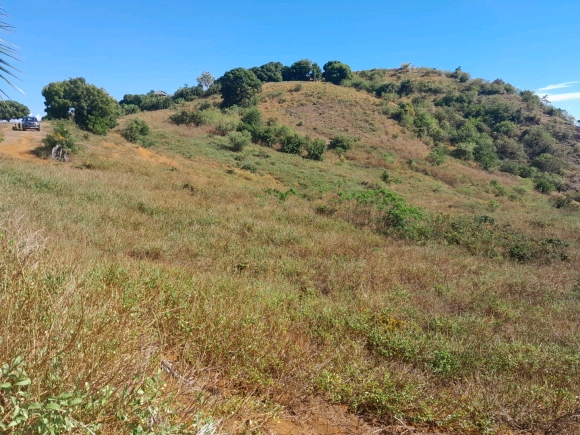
(120, 118, 152, 146)
(37, 121, 79, 159)
(332, 66, 577, 192)
(335, 189, 569, 263)
(169, 105, 328, 160)
(120, 92, 175, 112)
(328, 134, 359, 152)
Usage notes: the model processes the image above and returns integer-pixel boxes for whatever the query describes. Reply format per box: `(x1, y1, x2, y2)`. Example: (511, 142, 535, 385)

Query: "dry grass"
(0, 83, 579, 434)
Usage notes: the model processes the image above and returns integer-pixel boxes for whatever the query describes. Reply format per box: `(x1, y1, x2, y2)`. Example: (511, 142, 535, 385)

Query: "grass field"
(0, 81, 579, 434)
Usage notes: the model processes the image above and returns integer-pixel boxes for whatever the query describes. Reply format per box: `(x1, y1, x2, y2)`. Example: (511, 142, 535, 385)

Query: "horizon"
(4, 0, 580, 121)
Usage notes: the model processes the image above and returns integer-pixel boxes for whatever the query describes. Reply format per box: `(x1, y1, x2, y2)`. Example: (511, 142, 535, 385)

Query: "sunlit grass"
(0, 81, 579, 434)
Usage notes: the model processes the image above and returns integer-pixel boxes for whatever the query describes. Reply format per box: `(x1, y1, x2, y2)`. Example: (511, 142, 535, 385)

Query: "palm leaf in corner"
(0, 7, 22, 99)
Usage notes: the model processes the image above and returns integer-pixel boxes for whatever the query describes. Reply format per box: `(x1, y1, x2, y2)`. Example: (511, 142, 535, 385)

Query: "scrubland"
(1, 78, 579, 434)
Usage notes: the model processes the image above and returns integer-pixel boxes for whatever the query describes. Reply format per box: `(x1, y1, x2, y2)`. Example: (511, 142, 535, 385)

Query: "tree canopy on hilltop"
(218, 68, 262, 107)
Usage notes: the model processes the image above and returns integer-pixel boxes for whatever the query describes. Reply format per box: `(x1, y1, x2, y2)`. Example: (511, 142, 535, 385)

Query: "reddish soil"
(0, 125, 45, 160)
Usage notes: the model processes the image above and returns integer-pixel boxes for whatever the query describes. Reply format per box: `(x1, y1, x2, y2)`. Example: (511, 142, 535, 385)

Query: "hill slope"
(0, 76, 579, 434)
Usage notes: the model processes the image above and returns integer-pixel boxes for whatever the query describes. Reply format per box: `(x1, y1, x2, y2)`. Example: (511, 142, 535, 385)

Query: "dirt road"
(0, 124, 45, 160)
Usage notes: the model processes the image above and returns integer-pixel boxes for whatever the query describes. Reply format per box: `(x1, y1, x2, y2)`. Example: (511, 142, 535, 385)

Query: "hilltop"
(0, 64, 579, 435)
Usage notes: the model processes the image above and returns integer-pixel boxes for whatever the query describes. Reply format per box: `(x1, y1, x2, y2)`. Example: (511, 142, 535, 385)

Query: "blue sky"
(4, 0, 580, 120)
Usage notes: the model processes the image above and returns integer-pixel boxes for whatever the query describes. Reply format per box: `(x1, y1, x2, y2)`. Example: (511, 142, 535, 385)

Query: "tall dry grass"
(0, 81, 579, 434)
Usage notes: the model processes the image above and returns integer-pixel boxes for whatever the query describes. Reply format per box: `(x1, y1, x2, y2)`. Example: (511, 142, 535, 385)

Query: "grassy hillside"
(1, 74, 579, 434)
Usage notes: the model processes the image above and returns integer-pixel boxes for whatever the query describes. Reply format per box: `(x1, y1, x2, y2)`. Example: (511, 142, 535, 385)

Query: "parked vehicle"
(21, 116, 41, 131)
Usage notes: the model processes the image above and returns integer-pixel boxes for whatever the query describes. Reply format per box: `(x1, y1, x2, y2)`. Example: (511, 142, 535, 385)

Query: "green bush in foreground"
(121, 118, 150, 144)
(305, 138, 326, 160)
(228, 130, 252, 152)
(37, 121, 79, 159)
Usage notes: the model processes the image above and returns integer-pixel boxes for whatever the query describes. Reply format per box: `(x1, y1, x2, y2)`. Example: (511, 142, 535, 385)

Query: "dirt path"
(0, 125, 45, 160)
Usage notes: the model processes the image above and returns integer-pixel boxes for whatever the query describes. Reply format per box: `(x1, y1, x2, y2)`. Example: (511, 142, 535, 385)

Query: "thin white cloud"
(538, 81, 578, 91)
(543, 92, 580, 102)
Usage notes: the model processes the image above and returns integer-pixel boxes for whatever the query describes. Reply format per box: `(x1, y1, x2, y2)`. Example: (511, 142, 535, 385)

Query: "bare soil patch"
(0, 125, 45, 161)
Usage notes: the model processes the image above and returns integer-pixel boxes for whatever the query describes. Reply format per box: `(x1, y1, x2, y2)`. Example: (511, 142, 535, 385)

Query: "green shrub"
(533, 172, 563, 193)
(228, 130, 252, 152)
(328, 134, 359, 151)
(37, 121, 79, 159)
(239, 162, 258, 173)
(474, 141, 499, 170)
(43, 77, 120, 134)
(550, 195, 573, 209)
(250, 62, 284, 82)
(449, 66, 471, 82)
(280, 133, 307, 154)
(172, 84, 204, 101)
(375, 82, 399, 98)
(0, 357, 87, 433)
(252, 126, 278, 147)
(169, 108, 220, 126)
(139, 94, 175, 111)
(215, 120, 238, 136)
(427, 143, 448, 166)
(521, 126, 556, 157)
(241, 107, 262, 127)
(398, 79, 416, 96)
(120, 104, 141, 115)
(499, 161, 520, 174)
(531, 153, 565, 174)
(338, 189, 424, 237)
(87, 115, 113, 135)
(517, 165, 538, 178)
(305, 138, 326, 160)
(495, 137, 526, 160)
(453, 141, 476, 160)
(322, 61, 353, 85)
(169, 109, 197, 125)
(218, 68, 263, 107)
(282, 59, 321, 81)
(121, 118, 150, 143)
(494, 120, 517, 136)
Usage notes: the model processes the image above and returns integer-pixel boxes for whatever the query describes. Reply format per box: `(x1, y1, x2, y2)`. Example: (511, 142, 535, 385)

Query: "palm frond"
(0, 8, 22, 98)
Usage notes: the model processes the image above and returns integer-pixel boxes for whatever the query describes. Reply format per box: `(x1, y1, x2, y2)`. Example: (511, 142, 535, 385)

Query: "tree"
(283, 59, 321, 81)
(0, 8, 22, 98)
(218, 68, 262, 108)
(172, 84, 204, 101)
(0, 100, 28, 120)
(196, 71, 215, 90)
(42, 78, 120, 135)
(250, 62, 284, 82)
(322, 61, 353, 85)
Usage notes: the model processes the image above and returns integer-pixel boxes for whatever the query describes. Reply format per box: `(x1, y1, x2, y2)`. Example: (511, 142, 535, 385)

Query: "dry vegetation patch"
(0, 79, 579, 434)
